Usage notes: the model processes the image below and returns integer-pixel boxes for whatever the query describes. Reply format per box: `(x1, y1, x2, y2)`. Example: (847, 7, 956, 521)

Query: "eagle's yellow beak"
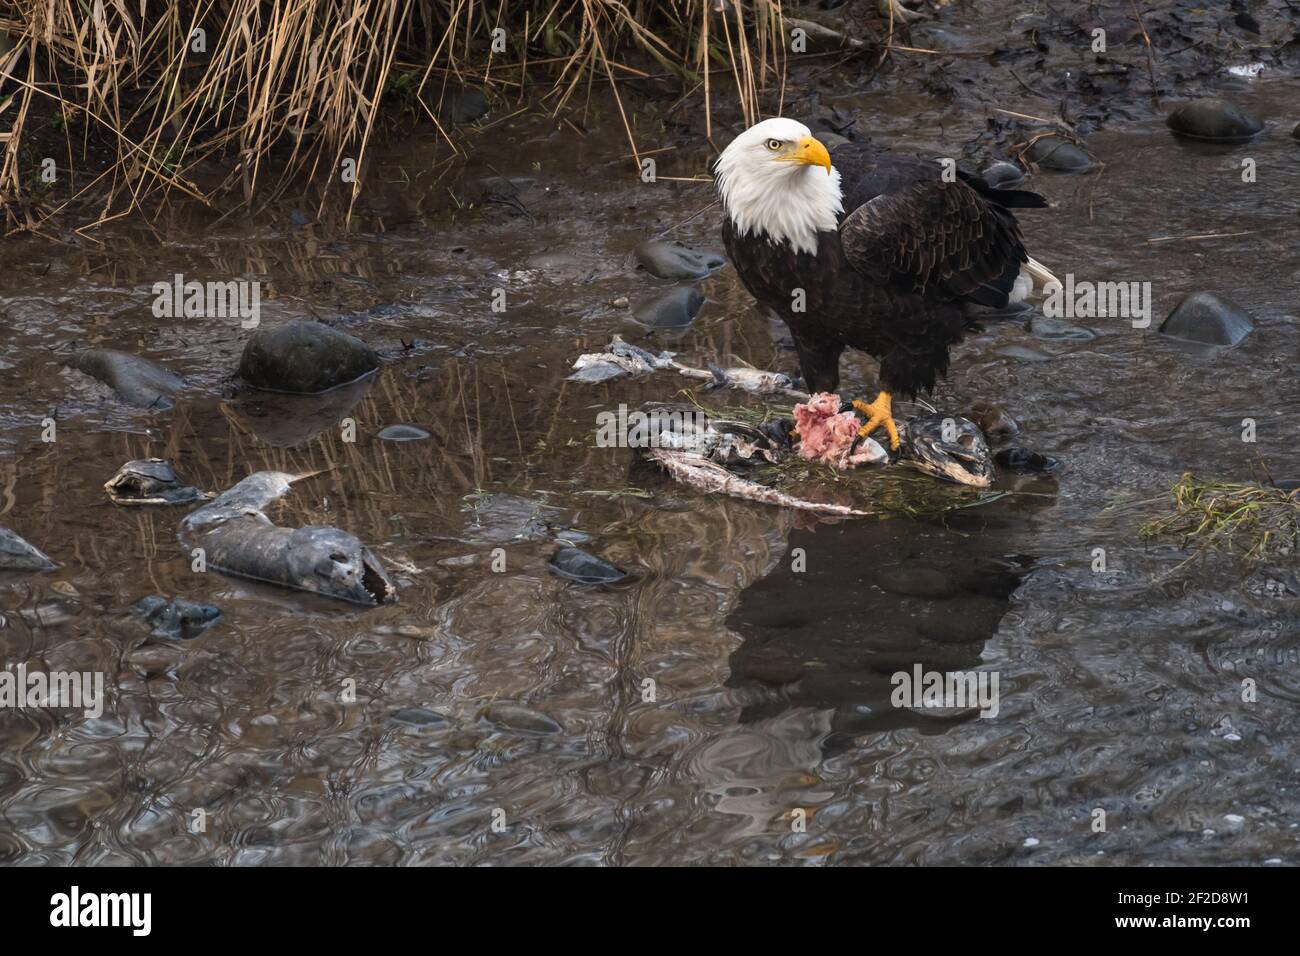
(790, 135, 832, 174)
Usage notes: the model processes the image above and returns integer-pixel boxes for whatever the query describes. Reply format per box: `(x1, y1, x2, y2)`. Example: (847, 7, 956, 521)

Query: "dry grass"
(0, 0, 793, 232)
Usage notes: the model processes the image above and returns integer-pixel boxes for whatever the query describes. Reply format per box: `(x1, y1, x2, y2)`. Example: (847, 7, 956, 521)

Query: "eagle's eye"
(765, 138, 783, 151)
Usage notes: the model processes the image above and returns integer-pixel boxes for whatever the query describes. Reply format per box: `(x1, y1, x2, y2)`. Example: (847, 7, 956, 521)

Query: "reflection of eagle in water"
(716, 118, 1057, 451)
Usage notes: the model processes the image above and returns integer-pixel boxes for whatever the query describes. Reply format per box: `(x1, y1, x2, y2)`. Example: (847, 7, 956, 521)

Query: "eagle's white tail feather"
(1010, 255, 1062, 302)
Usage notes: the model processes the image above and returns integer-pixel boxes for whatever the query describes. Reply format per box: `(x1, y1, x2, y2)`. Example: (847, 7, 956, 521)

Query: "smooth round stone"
(634, 241, 725, 280)
(1025, 135, 1096, 172)
(632, 286, 704, 328)
(996, 344, 1052, 362)
(1166, 98, 1263, 142)
(379, 424, 431, 442)
(995, 447, 1062, 474)
(1158, 291, 1253, 346)
(968, 402, 1020, 442)
(550, 547, 626, 585)
(876, 567, 959, 599)
(240, 320, 380, 394)
(1030, 315, 1098, 341)
(981, 161, 1025, 189)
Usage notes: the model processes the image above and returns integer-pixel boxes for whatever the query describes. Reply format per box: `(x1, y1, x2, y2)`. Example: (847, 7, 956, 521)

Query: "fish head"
(287, 526, 398, 606)
(901, 415, 993, 488)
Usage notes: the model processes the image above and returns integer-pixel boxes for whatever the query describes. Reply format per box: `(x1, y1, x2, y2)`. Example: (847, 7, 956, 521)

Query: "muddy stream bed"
(2, 21, 1299, 864)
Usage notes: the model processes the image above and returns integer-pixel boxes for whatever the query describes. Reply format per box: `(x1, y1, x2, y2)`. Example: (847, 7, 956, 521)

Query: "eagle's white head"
(714, 117, 843, 257)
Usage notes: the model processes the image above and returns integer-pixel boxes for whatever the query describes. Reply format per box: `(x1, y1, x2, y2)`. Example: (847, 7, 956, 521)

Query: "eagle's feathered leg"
(853, 393, 901, 451)
(790, 330, 844, 394)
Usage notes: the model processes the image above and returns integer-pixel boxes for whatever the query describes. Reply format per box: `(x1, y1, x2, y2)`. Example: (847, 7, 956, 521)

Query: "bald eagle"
(715, 118, 1056, 450)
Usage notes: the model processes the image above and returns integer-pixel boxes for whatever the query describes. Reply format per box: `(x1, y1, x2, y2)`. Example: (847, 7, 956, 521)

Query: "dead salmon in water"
(180, 471, 397, 606)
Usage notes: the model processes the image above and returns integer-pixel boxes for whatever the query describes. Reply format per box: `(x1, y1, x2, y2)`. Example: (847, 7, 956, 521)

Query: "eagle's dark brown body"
(723, 143, 1046, 398)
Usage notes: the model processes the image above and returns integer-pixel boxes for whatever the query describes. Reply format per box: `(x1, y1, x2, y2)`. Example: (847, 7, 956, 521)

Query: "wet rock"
(968, 402, 1019, 443)
(996, 344, 1052, 362)
(378, 424, 431, 442)
(240, 320, 380, 394)
(1294, 123, 1300, 141)
(65, 349, 183, 409)
(0, 528, 56, 572)
(439, 86, 489, 124)
(550, 547, 626, 585)
(105, 459, 207, 506)
(1158, 292, 1253, 346)
(1030, 315, 1098, 341)
(981, 161, 1025, 189)
(876, 567, 959, 599)
(631, 286, 704, 329)
(1166, 98, 1263, 143)
(995, 447, 1062, 474)
(132, 596, 222, 640)
(479, 702, 563, 735)
(634, 241, 725, 280)
(391, 707, 451, 729)
(1025, 135, 1096, 172)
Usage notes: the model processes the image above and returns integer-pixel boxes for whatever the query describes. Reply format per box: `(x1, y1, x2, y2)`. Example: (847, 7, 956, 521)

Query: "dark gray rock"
(550, 547, 626, 585)
(65, 349, 184, 409)
(439, 86, 489, 124)
(634, 241, 725, 280)
(1159, 292, 1253, 346)
(240, 320, 380, 393)
(1025, 135, 1096, 172)
(995, 447, 1062, 474)
(0, 528, 56, 572)
(632, 286, 704, 328)
(1030, 315, 1097, 341)
(378, 424, 431, 442)
(132, 595, 222, 640)
(1166, 98, 1263, 142)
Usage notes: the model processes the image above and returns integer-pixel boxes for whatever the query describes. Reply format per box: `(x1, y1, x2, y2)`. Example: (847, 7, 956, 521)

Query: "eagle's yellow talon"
(852, 392, 901, 451)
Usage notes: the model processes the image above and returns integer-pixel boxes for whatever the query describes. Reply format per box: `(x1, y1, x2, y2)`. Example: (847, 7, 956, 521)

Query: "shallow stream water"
(2, 14, 1299, 864)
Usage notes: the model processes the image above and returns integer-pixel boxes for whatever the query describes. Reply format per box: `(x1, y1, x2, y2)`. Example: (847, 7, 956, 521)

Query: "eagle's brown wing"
(838, 176, 1030, 309)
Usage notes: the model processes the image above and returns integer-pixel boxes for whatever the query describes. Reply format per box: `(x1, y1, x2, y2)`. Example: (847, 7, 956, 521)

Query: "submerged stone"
(634, 241, 725, 280)
(967, 402, 1020, 443)
(65, 349, 184, 409)
(0, 528, 56, 572)
(1158, 292, 1253, 346)
(1030, 315, 1097, 341)
(996, 344, 1052, 362)
(995, 447, 1062, 474)
(391, 707, 451, 728)
(378, 424, 432, 442)
(240, 320, 380, 394)
(1166, 98, 1263, 142)
(479, 702, 563, 735)
(632, 286, 704, 328)
(550, 547, 626, 585)
(133, 596, 222, 640)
